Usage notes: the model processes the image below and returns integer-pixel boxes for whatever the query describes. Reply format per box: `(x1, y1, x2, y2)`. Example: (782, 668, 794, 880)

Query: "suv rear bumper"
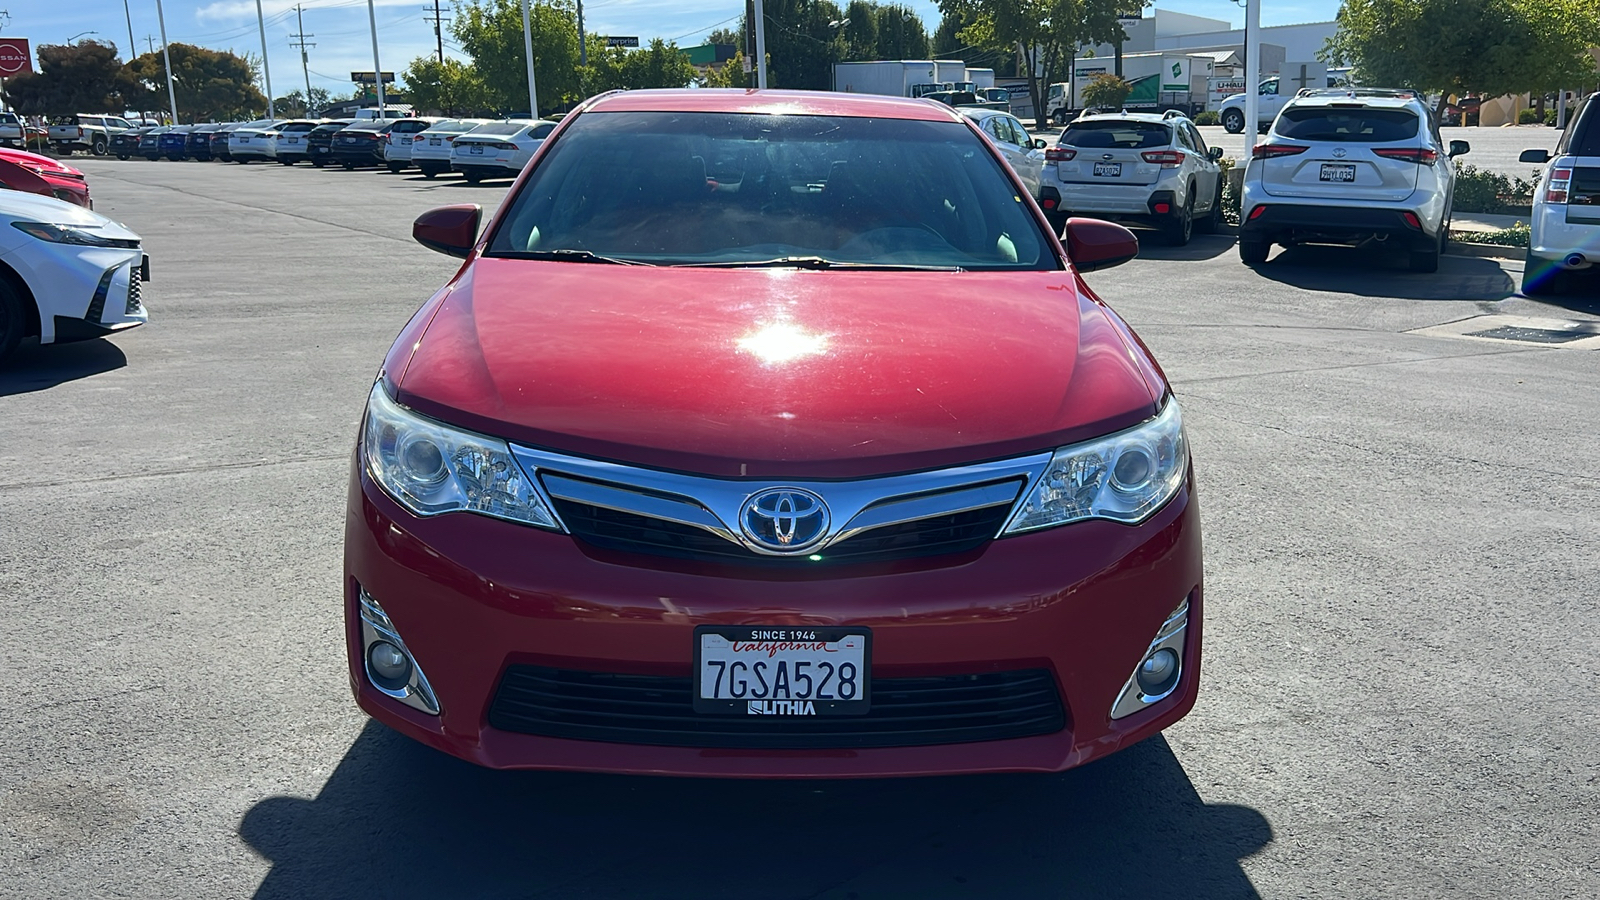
(1241, 203, 1437, 249)
(1042, 186, 1186, 230)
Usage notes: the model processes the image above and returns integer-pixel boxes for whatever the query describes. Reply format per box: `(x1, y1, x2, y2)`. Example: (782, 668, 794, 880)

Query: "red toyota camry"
(345, 89, 1202, 778)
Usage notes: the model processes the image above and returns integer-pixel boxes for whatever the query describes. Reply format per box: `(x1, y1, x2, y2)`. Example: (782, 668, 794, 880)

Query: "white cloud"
(196, 0, 416, 24)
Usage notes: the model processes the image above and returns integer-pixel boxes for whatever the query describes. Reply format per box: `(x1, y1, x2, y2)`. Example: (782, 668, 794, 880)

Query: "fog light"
(1136, 648, 1180, 695)
(367, 640, 413, 689)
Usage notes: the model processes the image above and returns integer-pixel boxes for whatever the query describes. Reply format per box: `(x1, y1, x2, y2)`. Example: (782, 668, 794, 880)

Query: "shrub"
(1080, 74, 1132, 110)
(1517, 108, 1541, 124)
(1218, 156, 1241, 224)
(1452, 164, 1539, 213)
(1544, 109, 1558, 126)
(1194, 110, 1220, 126)
(1455, 221, 1530, 247)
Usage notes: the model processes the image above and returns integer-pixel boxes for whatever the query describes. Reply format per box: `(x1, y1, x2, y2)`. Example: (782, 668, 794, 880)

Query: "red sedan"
(0, 147, 91, 207)
(346, 89, 1202, 778)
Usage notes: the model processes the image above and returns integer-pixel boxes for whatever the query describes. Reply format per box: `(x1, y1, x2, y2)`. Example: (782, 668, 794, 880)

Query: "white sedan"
(409, 119, 492, 179)
(0, 191, 147, 361)
(959, 107, 1046, 200)
(450, 120, 558, 183)
(229, 119, 287, 163)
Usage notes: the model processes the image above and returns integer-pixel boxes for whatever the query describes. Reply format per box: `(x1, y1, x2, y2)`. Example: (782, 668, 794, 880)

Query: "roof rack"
(1295, 87, 1417, 100)
(1162, 109, 1187, 120)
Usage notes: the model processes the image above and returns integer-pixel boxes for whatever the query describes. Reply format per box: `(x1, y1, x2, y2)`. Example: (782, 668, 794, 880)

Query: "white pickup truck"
(49, 114, 135, 156)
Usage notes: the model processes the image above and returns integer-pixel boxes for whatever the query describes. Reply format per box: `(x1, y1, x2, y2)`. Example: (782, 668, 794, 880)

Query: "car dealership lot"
(1, 159, 1597, 898)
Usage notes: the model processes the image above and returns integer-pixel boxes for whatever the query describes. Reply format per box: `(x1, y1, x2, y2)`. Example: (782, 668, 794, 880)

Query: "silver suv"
(1518, 92, 1599, 296)
(1239, 89, 1470, 273)
(1039, 110, 1225, 246)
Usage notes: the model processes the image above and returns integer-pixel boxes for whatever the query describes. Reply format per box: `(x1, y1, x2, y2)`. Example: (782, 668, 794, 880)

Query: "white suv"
(1039, 111, 1225, 246)
(1239, 89, 1469, 273)
(1518, 92, 1599, 296)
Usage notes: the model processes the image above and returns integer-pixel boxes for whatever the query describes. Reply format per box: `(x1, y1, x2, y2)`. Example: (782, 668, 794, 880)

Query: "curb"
(1446, 241, 1523, 261)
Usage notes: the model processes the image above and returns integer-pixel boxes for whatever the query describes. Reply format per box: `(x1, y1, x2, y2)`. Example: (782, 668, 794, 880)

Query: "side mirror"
(1448, 140, 1470, 158)
(1064, 217, 1140, 272)
(1208, 146, 1225, 160)
(413, 204, 482, 258)
(1518, 148, 1550, 164)
(1034, 138, 1048, 149)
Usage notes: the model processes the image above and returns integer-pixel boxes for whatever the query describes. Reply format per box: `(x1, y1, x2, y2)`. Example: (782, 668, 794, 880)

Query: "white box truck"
(833, 60, 954, 98)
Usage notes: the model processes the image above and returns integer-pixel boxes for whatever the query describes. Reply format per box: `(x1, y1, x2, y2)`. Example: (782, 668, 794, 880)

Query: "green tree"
(760, 0, 847, 90)
(273, 86, 333, 117)
(589, 39, 698, 92)
(454, 0, 581, 114)
(402, 56, 492, 114)
(872, 4, 930, 59)
(125, 44, 267, 121)
(942, 0, 1127, 123)
(841, 0, 882, 61)
(933, 9, 1013, 76)
(707, 28, 742, 48)
(699, 52, 751, 88)
(3, 40, 132, 117)
(1079, 72, 1130, 108)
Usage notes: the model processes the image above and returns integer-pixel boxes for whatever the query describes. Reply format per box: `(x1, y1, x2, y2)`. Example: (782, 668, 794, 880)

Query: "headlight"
(362, 382, 561, 530)
(1004, 398, 1188, 534)
(11, 221, 140, 249)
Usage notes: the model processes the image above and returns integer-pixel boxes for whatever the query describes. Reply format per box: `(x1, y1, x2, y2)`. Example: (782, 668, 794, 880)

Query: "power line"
(422, 0, 448, 63)
(290, 4, 315, 106)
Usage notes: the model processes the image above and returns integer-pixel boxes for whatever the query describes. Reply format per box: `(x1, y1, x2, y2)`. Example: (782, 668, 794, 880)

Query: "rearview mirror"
(1033, 138, 1048, 149)
(1064, 217, 1140, 272)
(1208, 146, 1224, 161)
(1448, 140, 1470, 158)
(1518, 148, 1550, 164)
(413, 204, 482, 258)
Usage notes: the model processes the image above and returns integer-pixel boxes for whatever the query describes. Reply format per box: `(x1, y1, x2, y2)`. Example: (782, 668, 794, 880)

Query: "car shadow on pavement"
(240, 722, 1271, 899)
(1132, 233, 1237, 262)
(0, 338, 126, 396)
(1247, 244, 1518, 301)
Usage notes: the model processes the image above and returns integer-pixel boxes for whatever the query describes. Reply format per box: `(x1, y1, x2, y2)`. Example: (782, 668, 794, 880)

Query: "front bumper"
(344, 456, 1204, 778)
(1241, 202, 1438, 250)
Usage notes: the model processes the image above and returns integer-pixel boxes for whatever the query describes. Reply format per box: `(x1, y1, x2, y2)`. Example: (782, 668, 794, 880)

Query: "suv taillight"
(1373, 147, 1438, 164)
(1252, 143, 1309, 160)
(1045, 146, 1076, 162)
(1141, 149, 1185, 167)
(1547, 167, 1571, 204)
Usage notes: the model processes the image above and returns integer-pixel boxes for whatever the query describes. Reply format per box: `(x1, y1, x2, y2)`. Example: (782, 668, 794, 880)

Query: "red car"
(0, 148, 91, 207)
(346, 89, 1202, 778)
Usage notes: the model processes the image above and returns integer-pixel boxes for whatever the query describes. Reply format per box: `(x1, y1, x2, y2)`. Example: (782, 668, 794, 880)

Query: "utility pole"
(576, 0, 585, 67)
(123, 0, 136, 61)
(366, 0, 385, 114)
(291, 6, 315, 113)
(1244, 0, 1259, 146)
(422, 0, 447, 64)
(154, 0, 179, 123)
(256, 0, 275, 117)
(519, 0, 538, 115)
(754, 0, 768, 88)
(145, 35, 156, 55)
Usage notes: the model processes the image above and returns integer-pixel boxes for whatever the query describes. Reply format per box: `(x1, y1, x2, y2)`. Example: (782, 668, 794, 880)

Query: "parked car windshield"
(1276, 107, 1419, 142)
(1060, 120, 1170, 149)
(490, 111, 1055, 270)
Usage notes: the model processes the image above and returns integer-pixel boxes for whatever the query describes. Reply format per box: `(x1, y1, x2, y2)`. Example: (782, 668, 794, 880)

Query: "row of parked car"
(106, 116, 560, 183)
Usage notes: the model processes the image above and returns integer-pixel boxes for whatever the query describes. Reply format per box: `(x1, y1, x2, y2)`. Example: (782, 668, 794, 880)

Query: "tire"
(342, 161, 355, 170)
(167, 154, 183, 162)
(1222, 109, 1245, 134)
(1409, 229, 1442, 273)
(144, 155, 159, 162)
(1522, 250, 1567, 296)
(236, 158, 249, 164)
(1239, 239, 1270, 265)
(419, 166, 439, 179)
(116, 153, 130, 161)
(92, 136, 109, 156)
(1052, 109, 1068, 126)
(1196, 181, 1223, 235)
(280, 158, 295, 165)
(387, 162, 404, 173)
(464, 171, 483, 184)
(1164, 192, 1195, 246)
(0, 277, 25, 363)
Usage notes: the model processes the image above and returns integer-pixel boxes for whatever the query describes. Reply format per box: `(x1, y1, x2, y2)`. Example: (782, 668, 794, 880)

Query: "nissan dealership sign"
(0, 39, 32, 77)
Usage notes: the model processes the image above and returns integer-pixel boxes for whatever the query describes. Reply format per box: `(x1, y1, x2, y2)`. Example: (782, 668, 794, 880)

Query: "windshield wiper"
(499, 249, 654, 266)
(678, 256, 963, 271)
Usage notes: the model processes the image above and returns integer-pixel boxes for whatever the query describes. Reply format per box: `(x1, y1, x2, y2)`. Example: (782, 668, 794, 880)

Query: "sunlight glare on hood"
(736, 321, 831, 365)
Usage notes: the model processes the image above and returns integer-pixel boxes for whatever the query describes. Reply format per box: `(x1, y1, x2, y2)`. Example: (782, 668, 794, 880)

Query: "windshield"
(1276, 107, 1419, 142)
(1061, 121, 1171, 149)
(489, 111, 1054, 270)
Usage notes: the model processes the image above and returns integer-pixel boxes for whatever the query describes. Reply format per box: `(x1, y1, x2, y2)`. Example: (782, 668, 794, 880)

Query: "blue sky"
(10, 0, 1341, 96)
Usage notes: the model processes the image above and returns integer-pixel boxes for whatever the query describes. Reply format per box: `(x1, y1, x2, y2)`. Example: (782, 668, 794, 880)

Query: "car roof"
(584, 88, 962, 123)
(1070, 112, 1179, 125)
(956, 108, 1012, 121)
(1285, 92, 1423, 112)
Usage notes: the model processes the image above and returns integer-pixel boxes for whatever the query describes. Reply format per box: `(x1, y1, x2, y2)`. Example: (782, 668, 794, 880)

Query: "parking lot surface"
(2, 159, 1597, 898)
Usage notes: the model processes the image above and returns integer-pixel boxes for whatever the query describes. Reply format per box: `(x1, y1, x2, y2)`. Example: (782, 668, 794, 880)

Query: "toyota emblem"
(740, 488, 830, 553)
(1332, 147, 1348, 158)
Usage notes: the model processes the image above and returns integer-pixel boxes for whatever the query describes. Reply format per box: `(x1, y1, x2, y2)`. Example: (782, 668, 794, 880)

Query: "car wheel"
(342, 161, 355, 170)
(387, 162, 404, 173)
(167, 154, 182, 162)
(92, 136, 109, 156)
(1222, 109, 1244, 134)
(420, 167, 438, 179)
(116, 153, 130, 161)
(0, 277, 27, 363)
(1239, 239, 1270, 265)
(280, 158, 295, 166)
(1195, 181, 1223, 234)
(1521, 250, 1567, 296)
(1052, 109, 1068, 126)
(1164, 193, 1194, 246)
(464, 171, 483, 184)
(311, 159, 325, 167)
(1409, 229, 1442, 273)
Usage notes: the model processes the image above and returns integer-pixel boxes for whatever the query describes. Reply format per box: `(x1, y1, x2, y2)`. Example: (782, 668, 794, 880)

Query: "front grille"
(489, 666, 1067, 749)
(551, 498, 1012, 567)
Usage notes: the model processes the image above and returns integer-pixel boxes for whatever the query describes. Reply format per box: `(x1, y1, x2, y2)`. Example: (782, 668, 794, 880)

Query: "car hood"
(0, 149, 80, 176)
(392, 260, 1162, 478)
(0, 190, 134, 235)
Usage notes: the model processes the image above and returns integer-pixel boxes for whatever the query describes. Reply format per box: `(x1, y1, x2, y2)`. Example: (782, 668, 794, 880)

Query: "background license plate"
(469, 145, 483, 154)
(1320, 163, 1356, 182)
(430, 137, 442, 145)
(1093, 162, 1122, 177)
(694, 625, 870, 715)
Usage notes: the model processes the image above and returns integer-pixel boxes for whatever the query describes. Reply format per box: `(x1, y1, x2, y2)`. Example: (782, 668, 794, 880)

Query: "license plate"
(287, 137, 299, 144)
(694, 625, 871, 715)
(429, 137, 441, 145)
(468, 145, 483, 155)
(1093, 162, 1122, 177)
(1319, 163, 1356, 182)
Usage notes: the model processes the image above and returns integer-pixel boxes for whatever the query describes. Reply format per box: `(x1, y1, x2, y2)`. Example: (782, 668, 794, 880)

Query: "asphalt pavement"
(1, 158, 1597, 898)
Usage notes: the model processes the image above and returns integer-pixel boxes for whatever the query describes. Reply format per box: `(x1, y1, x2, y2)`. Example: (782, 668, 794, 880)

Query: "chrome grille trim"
(511, 445, 1054, 557)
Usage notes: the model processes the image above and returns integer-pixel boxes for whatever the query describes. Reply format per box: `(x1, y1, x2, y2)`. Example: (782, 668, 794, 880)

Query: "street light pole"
(366, 0, 385, 114)
(154, 0, 178, 123)
(1244, 0, 1259, 146)
(519, 0, 538, 115)
(123, 0, 136, 62)
(256, 0, 274, 117)
(753, 0, 768, 89)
